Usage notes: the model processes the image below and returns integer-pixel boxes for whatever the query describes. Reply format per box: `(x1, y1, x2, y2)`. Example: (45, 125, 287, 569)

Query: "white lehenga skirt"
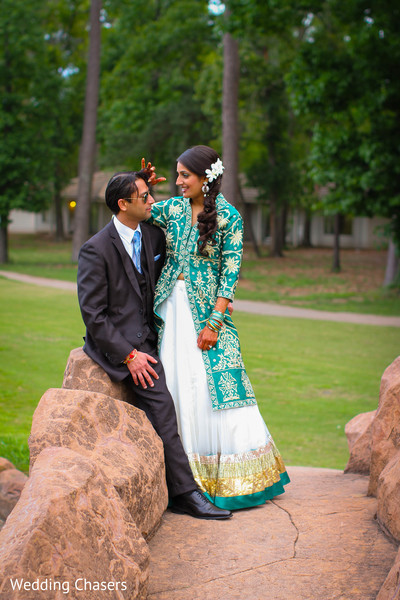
(158, 280, 289, 510)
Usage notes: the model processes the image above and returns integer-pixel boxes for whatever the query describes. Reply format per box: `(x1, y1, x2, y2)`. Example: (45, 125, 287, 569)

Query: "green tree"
(230, 1, 309, 256)
(43, 0, 89, 241)
(287, 1, 400, 280)
(221, 7, 240, 208)
(99, 0, 216, 184)
(0, 0, 60, 262)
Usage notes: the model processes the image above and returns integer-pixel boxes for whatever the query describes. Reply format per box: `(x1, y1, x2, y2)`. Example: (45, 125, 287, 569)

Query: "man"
(77, 169, 231, 520)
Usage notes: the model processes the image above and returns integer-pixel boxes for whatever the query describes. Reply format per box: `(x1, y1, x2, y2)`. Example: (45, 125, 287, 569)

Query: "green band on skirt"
(203, 471, 290, 511)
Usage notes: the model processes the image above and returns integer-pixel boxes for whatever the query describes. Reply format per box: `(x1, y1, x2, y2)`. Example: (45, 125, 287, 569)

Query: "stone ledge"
(148, 467, 398, 600)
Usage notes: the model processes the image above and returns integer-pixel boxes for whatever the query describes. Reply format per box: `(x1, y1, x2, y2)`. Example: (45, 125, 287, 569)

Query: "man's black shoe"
(170, 489, 232, 520)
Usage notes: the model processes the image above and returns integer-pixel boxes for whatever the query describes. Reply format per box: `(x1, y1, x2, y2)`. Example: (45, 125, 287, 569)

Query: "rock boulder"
(0, 460, 28, 527)
(0, 447, 149, 599)
(344, 410, 376, 474)
(29, 388, 167, 538)
(63, 347, 130, 403)
(368, 356, 400, 496)
(0, 458, 17, 472)
(377, 545, 400, 600)
(376, 450, 400, 543)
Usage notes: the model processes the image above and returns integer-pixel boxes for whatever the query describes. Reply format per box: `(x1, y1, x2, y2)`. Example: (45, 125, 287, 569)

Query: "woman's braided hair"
(177, 145, 222, 255)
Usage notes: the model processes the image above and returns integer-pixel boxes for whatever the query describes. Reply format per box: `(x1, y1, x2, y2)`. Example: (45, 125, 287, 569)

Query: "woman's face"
(176, 161, 206, 202)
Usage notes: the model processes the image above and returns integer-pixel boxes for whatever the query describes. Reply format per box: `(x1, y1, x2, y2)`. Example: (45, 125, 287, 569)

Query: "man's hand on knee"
(127, 352, 159, 389)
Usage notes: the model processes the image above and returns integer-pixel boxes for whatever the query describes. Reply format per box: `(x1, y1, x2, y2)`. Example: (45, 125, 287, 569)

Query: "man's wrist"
(123, 349, 138, 364)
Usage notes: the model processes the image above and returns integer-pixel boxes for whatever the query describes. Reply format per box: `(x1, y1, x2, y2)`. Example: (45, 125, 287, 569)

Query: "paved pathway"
(148, 467, 398, 600)
(0, 270, 78, 292)
(2, 270, 399, 327)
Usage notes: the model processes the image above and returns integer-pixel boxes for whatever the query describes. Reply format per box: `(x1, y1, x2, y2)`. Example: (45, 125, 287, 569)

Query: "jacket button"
(137, 332, 142, 338)
(139, 309, 143, 314)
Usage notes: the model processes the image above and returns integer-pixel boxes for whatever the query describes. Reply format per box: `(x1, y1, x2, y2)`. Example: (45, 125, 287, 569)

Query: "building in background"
(9, 172, 388, 250)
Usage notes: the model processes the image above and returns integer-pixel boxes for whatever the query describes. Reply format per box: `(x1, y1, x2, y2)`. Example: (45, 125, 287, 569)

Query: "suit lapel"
(108, 221, 142, 299)
(141, 223, 155, 296)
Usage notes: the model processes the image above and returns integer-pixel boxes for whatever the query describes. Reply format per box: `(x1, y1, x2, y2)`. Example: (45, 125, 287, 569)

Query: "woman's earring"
(202, 182, 210, 197)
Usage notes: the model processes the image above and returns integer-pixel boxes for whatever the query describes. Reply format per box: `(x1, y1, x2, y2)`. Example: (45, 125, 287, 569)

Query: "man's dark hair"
(105, 170, 148, 215)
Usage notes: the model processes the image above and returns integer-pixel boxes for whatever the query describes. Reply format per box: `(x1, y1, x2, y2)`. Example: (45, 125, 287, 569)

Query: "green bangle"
(211, 310, 224, 320)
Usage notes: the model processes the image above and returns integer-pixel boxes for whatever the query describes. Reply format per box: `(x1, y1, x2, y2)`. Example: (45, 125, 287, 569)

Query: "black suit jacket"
(77, 219, 166, 381)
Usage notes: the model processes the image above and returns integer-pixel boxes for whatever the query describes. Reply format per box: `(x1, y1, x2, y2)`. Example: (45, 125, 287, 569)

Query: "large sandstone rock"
(63, 347, 130, 403)
(344, 410, 376, 474)
(369, 356, 400, 496)
(376, 450, 400, 543)
(0, 447, 149, 600)
(0, 459, 28, 528)
(29, 388, 167, 538)
(377, 545, 400, 600)
(0, 458, 16, 472)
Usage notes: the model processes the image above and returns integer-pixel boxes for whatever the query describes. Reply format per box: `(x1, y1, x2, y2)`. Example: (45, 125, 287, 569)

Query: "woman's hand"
(141, 158, 166, 186)
(197, 326, 218, 351)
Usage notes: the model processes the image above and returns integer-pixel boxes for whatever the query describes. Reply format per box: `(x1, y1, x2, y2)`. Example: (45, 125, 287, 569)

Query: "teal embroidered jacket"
(149, 193, 257, 411)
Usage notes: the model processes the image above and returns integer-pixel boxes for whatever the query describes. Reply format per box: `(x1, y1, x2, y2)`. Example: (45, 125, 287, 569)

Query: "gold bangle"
(124, 349, 138, 364)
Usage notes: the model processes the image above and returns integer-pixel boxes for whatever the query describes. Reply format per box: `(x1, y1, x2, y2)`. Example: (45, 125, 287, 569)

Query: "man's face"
(118, 178, 154, 226)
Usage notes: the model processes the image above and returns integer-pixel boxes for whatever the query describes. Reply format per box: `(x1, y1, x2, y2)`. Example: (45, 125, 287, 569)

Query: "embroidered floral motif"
(214, 352, 244, 372)
(217, 214, 229, 228)
(229, 229, 243, 247)
(241, 371, 256, 399)
(218, 327, 239, 352)
(223, 256, 241, 275)
(218, 372, 239, 400)
(168, 202, 183, 217)
(165, 231, 174, 249)
(203, 242, 218, 257)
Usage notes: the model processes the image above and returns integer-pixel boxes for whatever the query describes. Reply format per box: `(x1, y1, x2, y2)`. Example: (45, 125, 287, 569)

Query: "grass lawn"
(235, 312, 399, 469)
(1, 277, 398, 473)
(1, 234, 78, 282)
(0, 280, 83, 472)
(238, 246, 400, 316)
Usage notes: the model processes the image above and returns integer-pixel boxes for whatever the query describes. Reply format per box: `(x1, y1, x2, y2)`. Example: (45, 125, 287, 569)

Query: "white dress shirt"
(112, 215, 142, 261)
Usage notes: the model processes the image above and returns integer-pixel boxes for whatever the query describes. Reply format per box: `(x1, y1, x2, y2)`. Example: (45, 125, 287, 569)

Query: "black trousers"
(123, 338, 196, 498)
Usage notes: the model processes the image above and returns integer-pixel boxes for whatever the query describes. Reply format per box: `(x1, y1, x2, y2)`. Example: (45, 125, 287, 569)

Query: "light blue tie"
(132, 230, 142, 273)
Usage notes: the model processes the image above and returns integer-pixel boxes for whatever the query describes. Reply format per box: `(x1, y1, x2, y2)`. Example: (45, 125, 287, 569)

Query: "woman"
(148, 145, 289, 510)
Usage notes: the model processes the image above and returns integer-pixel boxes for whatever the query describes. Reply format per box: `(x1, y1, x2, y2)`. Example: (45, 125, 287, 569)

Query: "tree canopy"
(1, 0, 399, 276)
(0, 0, 88, 259)
(287, 0, 400, 247)
(99, 0, 217, 179)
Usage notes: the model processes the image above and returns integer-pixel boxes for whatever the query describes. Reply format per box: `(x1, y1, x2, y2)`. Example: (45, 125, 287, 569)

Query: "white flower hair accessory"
(205, 158, 224, 183)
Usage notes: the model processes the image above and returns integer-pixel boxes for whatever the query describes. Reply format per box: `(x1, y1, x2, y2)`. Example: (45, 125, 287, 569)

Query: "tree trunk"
(301, 210, 312, 247)
(332, 213, 341, 272)
(238, 184, 260, 257)
(71, 0, 101, 261)
(54, 180, 65, 242)
(281, 201, 288, 248)
(383, 238, 399, 286)
(0, 220, 8, 264)
(221, 30, 239, 208)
